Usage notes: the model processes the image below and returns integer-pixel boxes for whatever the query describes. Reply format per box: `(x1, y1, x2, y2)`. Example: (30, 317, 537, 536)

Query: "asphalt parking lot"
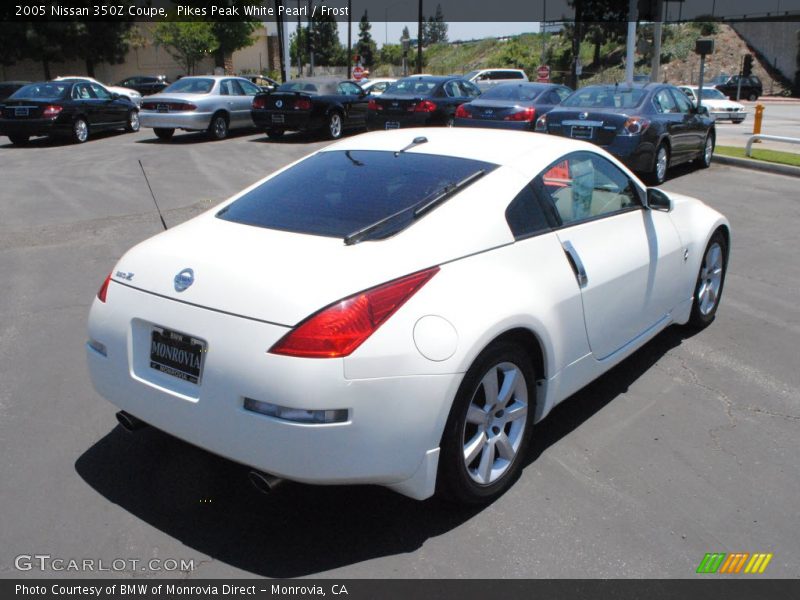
(1, 127, 798, 579)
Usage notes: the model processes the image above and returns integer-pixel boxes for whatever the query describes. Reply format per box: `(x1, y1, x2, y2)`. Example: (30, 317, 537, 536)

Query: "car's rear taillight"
(252, 96, 267, 109)
(294, 98, 312, 110)
(367, 99, 382, 111)
(42, 105, 63, 118)
(621, 116, 650, 135)
(269, 267, 440, 358)
(97, 273, 112, 303)
(454, 103, 471, 119)
(174, 102, 197, 111)
(535, 114, 548, 131)
(414, 100, 437, 113)
(504, 106, 536, 121)
(141, 101, 156, 110)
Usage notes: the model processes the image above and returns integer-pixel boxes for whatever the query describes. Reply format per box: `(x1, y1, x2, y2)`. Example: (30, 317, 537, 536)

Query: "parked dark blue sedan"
(454, 82, 572, 131)
(537, 83, 715, 184)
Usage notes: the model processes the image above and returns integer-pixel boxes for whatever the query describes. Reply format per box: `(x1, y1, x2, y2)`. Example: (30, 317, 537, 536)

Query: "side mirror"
(696, 104, 709, 116)
(111, 92, 120, 100)
(647, 187, 672, 212)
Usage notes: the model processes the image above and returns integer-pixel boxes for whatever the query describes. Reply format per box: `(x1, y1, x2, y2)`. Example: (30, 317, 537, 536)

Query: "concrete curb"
(713, 154, 800, 178)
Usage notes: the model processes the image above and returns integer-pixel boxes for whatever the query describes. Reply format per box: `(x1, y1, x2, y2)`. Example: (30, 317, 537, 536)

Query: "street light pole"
(625, 0, 637, 86)
(417, 0, 423, 74)
(347, 0, 352, 79)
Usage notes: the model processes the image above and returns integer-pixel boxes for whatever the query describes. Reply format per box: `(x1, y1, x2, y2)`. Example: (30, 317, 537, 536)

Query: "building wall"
(1, 23, 277, 83)
(731, 21, 799, 82)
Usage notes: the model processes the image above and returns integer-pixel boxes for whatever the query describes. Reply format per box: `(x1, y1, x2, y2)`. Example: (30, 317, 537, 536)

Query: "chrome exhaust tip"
(248, 470, 285, 495)
(116, 411, 147, 432)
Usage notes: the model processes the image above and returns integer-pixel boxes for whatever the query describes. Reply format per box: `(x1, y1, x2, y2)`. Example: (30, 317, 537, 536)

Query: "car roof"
(322, 127, 598, 170)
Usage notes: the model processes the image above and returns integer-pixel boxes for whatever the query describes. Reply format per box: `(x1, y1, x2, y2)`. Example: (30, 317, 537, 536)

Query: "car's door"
(337, 81, 369, 127)
(535, 152, 685, 360)
(72, 83, 102, 125)
(670, 87, 706, 156)
(653, 87, 688, 162)
(90, 83, 126, 125)
(219, 79, 245, 128)
(236, 79, 261, 127)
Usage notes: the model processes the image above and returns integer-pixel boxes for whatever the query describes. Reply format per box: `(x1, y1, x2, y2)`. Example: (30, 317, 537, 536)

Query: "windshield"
(10, 83, 69, 100)
(385, 79, 439, 95)
(217, 150, 497, 238)
(700, 88, 726, 99)
(562, 87, 646, 109)
(481, 84, 542, 102)
(162, 78, 215, 94)
(464, 70, 481, 80)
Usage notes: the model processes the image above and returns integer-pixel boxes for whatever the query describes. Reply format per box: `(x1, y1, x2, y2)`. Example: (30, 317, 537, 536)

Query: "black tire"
(125, 109, 140, 132)
(747, 93, 758, 102)
(8, 134, 29, 145)
(208, 112, 229, 140)
(733, 119, 744, 124)
(688, 230, 728, 330)
(445, 116, 455, 127)
(699, 133, 714, 169)
(437, 341, 536, 505)
(646, 143, 669, 185)
(326, 111, 343, 140)
(266, 128, 285, 139)
(71, 117, 89, 144)
(154, 128, 174, 141)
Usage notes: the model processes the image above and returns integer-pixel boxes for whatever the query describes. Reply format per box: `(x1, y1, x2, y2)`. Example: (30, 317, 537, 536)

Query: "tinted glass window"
(239, 80, 261, 96)
(537, 153, 640, 226)
(90, 83, 111, 99)
(700, 88, 725, 99)
(217, 151, 497, 238)
(278, 81, 319, 93)
(73, 83, 95, 100)
(458, 81, 481, 97)
(443, 81, 461, 97)
(562, 87, 646, 108)
(505, 185, 552, 239)
(385, 79, 438, 95)
(671, 89, 693, 114)
(482, 84, 542, 102)
(163, 78, 214, 94)
(654, 89, 679, 113)
(338, 82, 362, 96)
(11, 83, 69, 99)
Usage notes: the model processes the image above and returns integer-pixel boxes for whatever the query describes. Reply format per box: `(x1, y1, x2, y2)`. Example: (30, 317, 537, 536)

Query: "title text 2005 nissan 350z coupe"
(86, 129, 730, 504)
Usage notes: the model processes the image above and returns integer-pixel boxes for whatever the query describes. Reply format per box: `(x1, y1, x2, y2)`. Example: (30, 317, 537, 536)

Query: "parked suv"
(465, 68, 528, 91)
(711, 75, 762, 101)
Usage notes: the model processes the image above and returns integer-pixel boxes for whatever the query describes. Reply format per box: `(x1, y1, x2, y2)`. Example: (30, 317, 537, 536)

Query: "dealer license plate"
(385, 121, 400, 129)
(150, 326, 206, 384)
(570, 125, 594, 140)
(271, 114, 285, 123)
(15, 107, 29, 117)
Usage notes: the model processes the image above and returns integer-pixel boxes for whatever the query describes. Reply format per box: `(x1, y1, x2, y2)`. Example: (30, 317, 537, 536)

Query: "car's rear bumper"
(454, 118, 535, 131)
(367, 112, 441, 130)
(252, 110, 322, 131)
(709, 111, 747, 121)
(86, 282, 454, 500)
(0, 118, 67, 137)
(139, 111, 212, 130)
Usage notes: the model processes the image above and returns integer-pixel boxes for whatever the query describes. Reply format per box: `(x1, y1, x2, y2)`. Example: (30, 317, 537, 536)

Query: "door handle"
(562, 241, 588, 288)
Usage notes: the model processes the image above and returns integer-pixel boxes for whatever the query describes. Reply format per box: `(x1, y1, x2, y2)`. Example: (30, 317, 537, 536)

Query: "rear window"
(217, 150, 496, 238)
(11, 83, 69, 99)
(482, 84, 542, 102)
(163, 78, 214, 94)
(385, 79, 438, 95)
(277, 81, 320, 93)
(562, 87, 646, 109)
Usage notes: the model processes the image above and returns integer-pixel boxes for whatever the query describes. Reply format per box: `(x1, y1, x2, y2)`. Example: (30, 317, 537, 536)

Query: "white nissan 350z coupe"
(86, 128, 730, 504)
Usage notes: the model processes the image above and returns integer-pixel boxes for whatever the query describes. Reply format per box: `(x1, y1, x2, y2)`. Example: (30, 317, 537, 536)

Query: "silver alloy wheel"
(697, 242, 724, 316)
(462, 361, 528, 485)
(74, 119, 88, 142)
(129, 110, 140, 131)
(655, 146, 668, 182)
(704, 136, 713, 165)
(329, 113, 342, 138)
(213, 116, 227, 139)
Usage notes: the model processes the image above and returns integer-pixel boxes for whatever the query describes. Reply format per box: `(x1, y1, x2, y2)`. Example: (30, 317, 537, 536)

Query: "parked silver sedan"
(139, 75, 262, 141)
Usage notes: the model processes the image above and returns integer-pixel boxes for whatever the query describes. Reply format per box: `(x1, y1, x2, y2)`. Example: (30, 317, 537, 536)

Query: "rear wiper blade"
(343, 169, 486, 246)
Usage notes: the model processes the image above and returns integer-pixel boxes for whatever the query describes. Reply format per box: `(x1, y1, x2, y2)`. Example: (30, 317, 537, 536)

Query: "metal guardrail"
(745, 135, 800, 157)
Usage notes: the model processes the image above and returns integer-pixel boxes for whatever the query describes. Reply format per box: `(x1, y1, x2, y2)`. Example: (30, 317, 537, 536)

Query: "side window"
(505, 185, 552, 239)
(219, 79, 235, 96)
(457, 81, 480, 97)
(671, 89, 693, 114)
(508, 71, 525, 80)
(239, 80, 260, 96)
(556, 87, 571, 102)
(91, 84, 111, 99)
(443, 80, 461, 97)
(227, 80, 245, 95)
(536, 153, 641, 226)
(74, 83, 94, 100)
(337, 82, 361, 96)
(544, 90, 561, 104)
(654, 89, 678, 113)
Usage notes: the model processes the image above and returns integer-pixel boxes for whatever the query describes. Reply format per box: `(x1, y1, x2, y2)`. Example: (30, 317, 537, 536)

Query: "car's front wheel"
(8, 134, 29, 146)
(688, 230, 728, 329)
(125, 109, 140, 132)
(438, 341, 535, 504)
(154, 127, 174, 141)
(699, 133, 714, 169)
(748, 93, 758, 101)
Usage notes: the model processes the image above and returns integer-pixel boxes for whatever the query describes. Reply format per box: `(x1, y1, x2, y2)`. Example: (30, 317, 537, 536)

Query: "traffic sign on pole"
(352, 65, 365, 82)
(536, 65, 551, 82)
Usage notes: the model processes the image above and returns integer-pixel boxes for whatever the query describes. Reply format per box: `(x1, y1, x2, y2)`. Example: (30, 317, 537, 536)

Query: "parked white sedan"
(86, 128, 730, 504)
(679, 86, 747, 123)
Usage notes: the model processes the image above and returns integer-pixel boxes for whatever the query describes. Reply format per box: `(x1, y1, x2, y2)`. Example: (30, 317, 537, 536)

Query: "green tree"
(310, 2, 344, 65)
(0, 22, 27, 70)
(153, 22, 218, 75)
(379, 44, 403, 66)
(357, 10, 377, 67)
(401, 26, 410, 43)
(74, 21, 133, 77)
(428, 4, 448, 44)
(24, 22, 81, 79)
(211, 22, 259, 69)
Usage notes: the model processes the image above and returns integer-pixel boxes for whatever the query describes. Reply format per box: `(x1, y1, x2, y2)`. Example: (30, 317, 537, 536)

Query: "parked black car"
(0, 81, 30, 102)
(0, 80, 139, 145)
(454, 82, 572, 131)
(115, 75, 170, 96)
(249, 75, 280, 93)
(538, 83, 715, 184)
(711, 74, 762, 101)
(366, 76, 481, 130)
(252, 78, 369, 140)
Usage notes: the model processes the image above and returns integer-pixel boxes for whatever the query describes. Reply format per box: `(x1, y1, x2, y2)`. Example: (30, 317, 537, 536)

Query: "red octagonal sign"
(353, 66, 365, 82)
